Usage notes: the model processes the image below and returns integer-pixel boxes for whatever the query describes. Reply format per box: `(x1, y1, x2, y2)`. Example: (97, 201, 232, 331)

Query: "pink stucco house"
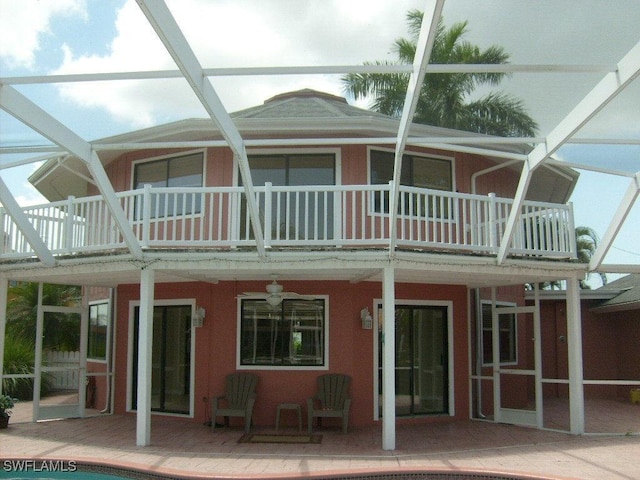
(2, 89, 604, 449)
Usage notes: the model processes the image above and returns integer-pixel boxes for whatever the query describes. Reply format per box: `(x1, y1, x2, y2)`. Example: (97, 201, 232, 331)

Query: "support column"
(381, 265, 396, 450)
(0, 279, 7, 395)
(136, 267, 155, 446)
(566, 276, 585, 434)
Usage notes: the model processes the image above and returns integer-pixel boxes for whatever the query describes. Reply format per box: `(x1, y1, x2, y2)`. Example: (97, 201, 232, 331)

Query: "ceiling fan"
(242, 275, 314, 306)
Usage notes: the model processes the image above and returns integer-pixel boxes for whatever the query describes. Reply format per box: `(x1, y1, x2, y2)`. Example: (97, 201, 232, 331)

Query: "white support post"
(33, 283, 44, 422)
(491, 288, 501, 423)
(566, 276, 585, 435)
(381, 265, 396, 450)
(136, 267, 155, 446)
(78, 287, 89, 418)
(0, 278, 7, 395)
(533, 284, 544, 429)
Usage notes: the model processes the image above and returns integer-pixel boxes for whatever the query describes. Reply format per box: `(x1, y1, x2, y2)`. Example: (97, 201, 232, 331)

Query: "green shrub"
(2, 335, 52, 400)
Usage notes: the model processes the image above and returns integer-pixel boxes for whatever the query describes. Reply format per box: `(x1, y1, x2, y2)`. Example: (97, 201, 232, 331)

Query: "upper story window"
(481, 302, 517, 365)
(369, 149, 453, 217)
(133, 152, 204, 217)
(239, 298, 327, 368)
(370, 149, 452, 191)
(241, 153, 336, 240)
(246, 153, 335, 186)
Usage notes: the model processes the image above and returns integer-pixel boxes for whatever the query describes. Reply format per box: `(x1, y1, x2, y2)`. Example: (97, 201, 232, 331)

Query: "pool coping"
(0, 457, 578, 480)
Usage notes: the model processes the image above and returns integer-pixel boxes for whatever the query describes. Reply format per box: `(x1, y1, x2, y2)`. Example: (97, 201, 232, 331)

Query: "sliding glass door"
(132, 305, 191, 414)
(379, 304, 449, 416)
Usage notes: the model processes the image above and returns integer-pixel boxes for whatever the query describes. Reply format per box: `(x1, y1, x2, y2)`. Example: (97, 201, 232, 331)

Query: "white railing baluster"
(264, 182, 272, 247)
(0, 184, 577, 260)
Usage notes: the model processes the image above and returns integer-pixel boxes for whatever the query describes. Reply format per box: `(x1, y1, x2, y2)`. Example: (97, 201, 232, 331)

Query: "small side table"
(276, 403, 302, 432)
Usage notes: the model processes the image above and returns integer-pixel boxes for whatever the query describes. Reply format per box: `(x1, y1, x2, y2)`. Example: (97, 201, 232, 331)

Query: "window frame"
(131, 150, 206, 220)
(480, 301, 518, 367)
(236, 295, 330, 371)
(87, 300, 110, 362)
(126, 299, 197, 417)
(367, 147, 455, 219)
(239, 148, 342, 187)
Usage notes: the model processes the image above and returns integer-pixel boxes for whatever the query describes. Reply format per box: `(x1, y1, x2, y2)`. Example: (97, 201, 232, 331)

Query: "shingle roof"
(592, 274, 640, 312)
(231, 88, 388, 120)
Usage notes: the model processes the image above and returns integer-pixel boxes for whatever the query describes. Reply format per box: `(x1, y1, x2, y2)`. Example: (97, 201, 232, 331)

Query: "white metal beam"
(0, 84, 143, 259)
(589, 172, 640, 270)
(136, 0, 266, 257)
(496, 40, 640, 264)
(0, 174, 56, 265)
(0, 64, 615, 86)
(389, 0, 445, 252)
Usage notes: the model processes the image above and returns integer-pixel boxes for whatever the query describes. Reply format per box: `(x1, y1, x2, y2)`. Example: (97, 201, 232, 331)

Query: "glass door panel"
(38, 311, 82, 420)
(379, 305, 448, 417)
(133, 305, 191, 414)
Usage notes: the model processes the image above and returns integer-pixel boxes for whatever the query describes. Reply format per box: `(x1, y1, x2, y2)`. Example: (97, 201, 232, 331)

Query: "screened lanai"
(0, 0, 638, 451)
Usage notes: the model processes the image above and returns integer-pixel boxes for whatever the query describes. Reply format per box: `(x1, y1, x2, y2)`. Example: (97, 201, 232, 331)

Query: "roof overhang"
(27, 112, 577, 203)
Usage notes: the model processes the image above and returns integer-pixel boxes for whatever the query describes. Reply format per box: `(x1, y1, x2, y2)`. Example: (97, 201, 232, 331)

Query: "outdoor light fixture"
(361, 307, 373, 329)
(192, 306, 206, 327)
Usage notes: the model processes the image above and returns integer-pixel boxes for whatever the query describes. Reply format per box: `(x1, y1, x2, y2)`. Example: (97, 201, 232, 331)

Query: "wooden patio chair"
(212, 373, 258, 433)
(306, 373, 351, 433)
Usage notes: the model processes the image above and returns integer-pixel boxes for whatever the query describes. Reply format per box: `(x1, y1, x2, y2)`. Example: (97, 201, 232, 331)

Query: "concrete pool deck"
(1, 412, 639, 480)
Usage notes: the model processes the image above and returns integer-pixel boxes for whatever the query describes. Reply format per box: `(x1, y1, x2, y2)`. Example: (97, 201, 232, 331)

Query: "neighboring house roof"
(28, 88, 578, 204)
(591, 274, 640, 313)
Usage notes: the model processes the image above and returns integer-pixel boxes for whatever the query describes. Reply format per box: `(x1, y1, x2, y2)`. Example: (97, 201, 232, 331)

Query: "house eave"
(0, 247, 585, 290)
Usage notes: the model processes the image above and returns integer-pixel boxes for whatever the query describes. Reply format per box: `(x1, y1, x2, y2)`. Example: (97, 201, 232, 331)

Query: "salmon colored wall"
(114, 280, 470, 428)
(528, 298, 640, 400)
(98, 144, 520, 200)
(86, 361, 108, 411)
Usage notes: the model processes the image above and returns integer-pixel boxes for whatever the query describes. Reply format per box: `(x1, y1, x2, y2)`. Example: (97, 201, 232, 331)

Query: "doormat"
(238, 433, 322, 444)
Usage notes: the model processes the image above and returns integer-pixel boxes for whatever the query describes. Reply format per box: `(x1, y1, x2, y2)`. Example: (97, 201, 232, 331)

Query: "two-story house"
(1, 89, 587, 449)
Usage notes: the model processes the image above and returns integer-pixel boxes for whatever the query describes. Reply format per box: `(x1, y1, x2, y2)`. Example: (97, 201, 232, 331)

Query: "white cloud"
(49, 0, 423, 128)
(0, 0, 87, 68)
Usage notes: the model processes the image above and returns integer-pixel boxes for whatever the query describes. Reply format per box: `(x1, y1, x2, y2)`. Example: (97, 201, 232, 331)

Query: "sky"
(0, 0, 639, 282)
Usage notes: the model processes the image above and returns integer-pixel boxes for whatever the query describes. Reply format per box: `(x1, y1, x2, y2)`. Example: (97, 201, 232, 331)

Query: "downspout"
(474, 288, 486, 418)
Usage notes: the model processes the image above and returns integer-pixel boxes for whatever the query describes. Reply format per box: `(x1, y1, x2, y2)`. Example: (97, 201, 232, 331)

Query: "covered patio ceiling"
(0, 0, 639, 279)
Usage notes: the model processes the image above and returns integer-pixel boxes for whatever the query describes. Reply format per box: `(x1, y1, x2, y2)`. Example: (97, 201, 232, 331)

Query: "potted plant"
(0, 394, 16, 428)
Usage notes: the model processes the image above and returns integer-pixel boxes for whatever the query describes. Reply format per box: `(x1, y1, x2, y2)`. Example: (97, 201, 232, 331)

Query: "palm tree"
(524, 226, 607, 291)
(575, 226, 607, 289)
(6, 282, 82, 351)
(343, 10, 538, 137)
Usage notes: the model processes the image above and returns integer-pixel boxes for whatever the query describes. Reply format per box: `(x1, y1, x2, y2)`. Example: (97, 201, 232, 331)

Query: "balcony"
(0, 184, 576, 262)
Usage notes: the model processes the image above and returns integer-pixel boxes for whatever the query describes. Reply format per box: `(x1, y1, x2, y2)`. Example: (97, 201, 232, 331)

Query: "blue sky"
(0, 0, 638, 281)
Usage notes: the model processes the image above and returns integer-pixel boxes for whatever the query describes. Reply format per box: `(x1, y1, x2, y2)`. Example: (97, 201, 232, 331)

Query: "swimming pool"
(0, 459, 556, 480)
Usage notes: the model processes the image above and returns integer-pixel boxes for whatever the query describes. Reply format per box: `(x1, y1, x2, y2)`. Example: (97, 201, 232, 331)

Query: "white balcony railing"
(0, 184, 577, 261)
